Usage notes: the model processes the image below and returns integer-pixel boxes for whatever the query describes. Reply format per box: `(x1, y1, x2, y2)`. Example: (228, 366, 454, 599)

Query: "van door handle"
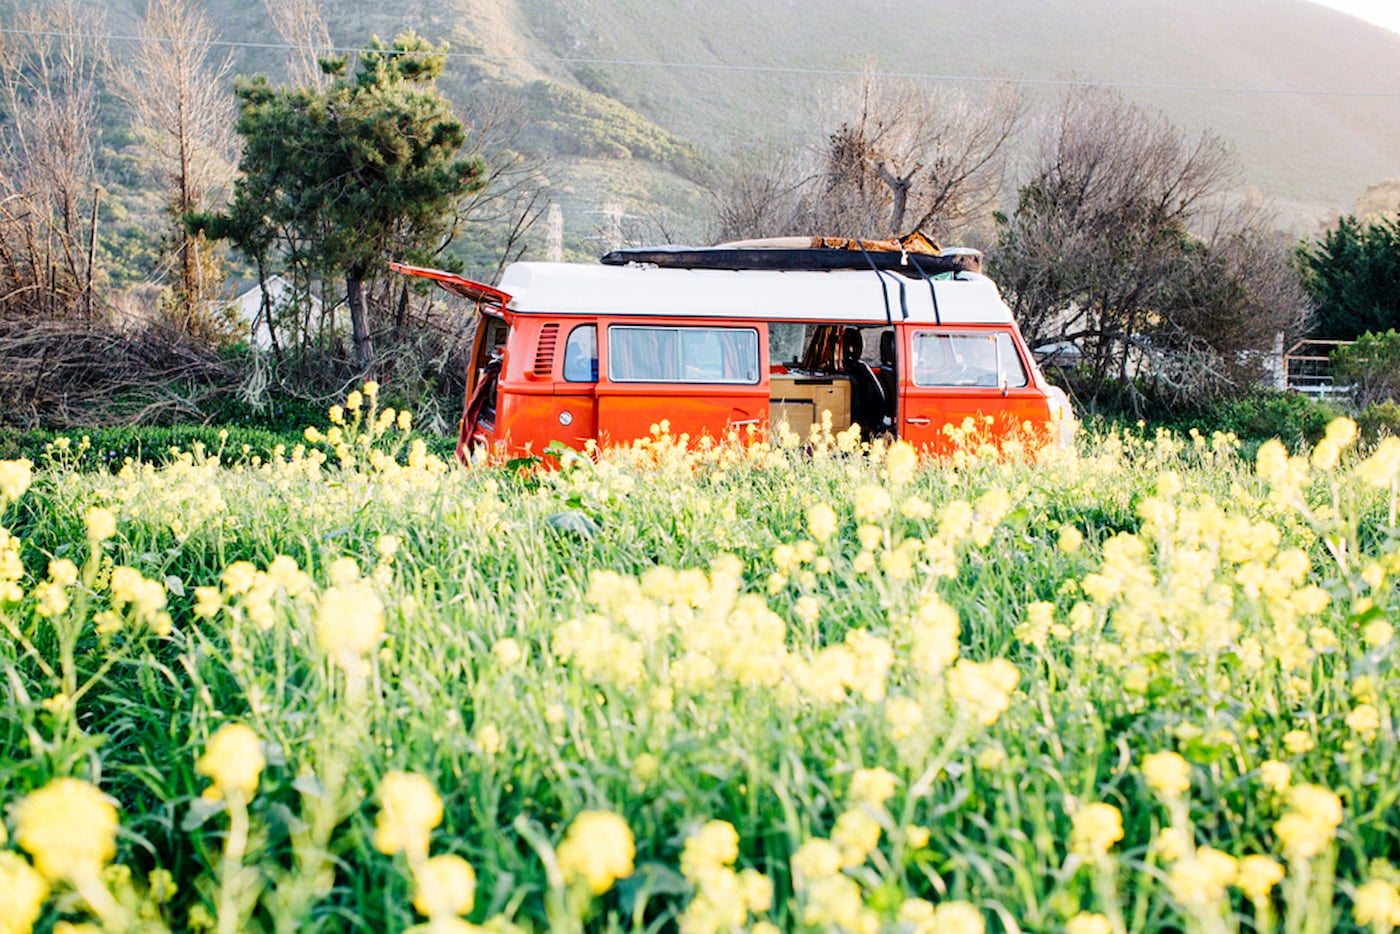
(731, 418, 759, 426)
(905, 417, 931, 426)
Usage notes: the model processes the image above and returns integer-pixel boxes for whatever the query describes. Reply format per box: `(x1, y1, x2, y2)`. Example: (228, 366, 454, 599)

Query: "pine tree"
(197, 32, 486, 369)
(1296, 214, 1400, 340)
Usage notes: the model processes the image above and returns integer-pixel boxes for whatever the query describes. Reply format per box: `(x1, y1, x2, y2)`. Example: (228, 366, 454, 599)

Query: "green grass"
(1, 402, 1399, 932)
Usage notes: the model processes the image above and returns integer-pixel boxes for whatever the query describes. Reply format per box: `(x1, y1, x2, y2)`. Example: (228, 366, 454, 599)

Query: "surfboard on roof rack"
(600, 234, 983, 278)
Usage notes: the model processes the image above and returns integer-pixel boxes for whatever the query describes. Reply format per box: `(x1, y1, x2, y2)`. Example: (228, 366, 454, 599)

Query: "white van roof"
(497, 262, 1016, 325)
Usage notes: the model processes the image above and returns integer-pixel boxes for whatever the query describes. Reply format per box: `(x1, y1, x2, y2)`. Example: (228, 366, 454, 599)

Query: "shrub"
(1173, 390, 1339, 449)
(1358, 399, 1400, 442)
(1331, 329, 1400, 408)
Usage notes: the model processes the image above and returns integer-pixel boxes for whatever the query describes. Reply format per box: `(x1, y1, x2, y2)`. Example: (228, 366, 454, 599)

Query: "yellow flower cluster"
(374, 771, 444, 864)
(0, 458, 33, 502)
(1354, 878, 1400, 930)
(1142, 750, 1192, 801)
(897, 899, 985, 934)
(13, 778, 119, 882)
(946, 658, 1019, 727)
(1070, 803, 1124, 858)
(555, 810, 635, 896)
(411, 854, 477, 922)
(792, 836, 876, 934)
(369, 771, 484, 930)
(0, 851, 48, 934)
(1274, 784, 1344, 861)
(315, 574, 386, 676)
(1165, 845, 1238, 907)
(197, 723, 265, 801)
(676, 820, 772, 934)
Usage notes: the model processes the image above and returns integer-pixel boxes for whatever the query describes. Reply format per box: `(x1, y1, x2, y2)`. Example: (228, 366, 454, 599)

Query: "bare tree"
(812, 74, 1024, 242)
(706, 143, 815, 243)
(1154, 199, 1308, 403)
(263, 0, 334, 89)
(453, 90, 555, 280)
(991, 88, 1236, 405)
(111, 0, 239, 337)
(704, 74, 1022, 245)
(0, 0, 108, 317)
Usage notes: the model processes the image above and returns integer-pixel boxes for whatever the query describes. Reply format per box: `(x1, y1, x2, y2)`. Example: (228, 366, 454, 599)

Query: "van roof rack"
(601, 237, 982, 279)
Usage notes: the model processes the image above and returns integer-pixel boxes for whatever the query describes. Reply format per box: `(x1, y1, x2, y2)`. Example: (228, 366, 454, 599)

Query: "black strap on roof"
(854, 240, 908, 327)
(907, 261, 944, 327)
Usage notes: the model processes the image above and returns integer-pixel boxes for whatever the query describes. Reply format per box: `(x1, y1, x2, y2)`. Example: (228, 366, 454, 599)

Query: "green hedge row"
(0, 425, 458, 469)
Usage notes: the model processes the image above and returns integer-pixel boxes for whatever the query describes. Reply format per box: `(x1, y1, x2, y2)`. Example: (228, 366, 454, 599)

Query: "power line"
(3, 26, 1400, 99)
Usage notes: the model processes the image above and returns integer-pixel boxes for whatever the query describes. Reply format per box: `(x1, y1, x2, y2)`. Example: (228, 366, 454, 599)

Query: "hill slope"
(16, 0, 1400, 244)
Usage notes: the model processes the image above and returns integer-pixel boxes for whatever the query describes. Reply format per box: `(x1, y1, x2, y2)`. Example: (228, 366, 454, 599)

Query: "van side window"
(608, 326, 760, 384)
(563, 324, 598, 382)
(912, 331, 1028, 388)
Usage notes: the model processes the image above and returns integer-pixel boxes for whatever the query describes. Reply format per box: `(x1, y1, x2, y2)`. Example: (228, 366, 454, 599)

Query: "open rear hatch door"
(389, 262, 513, 307)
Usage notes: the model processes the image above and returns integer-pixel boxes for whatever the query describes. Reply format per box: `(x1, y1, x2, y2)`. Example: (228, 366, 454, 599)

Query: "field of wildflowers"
(2, 384, 1400, 934)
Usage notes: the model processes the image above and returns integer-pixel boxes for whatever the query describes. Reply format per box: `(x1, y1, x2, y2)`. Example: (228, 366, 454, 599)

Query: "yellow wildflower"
(492, 638, 524, 668)
(1356, 437, 1400, 488)
(556, 810, 635, 895)
(0, 459, 33, 502)
(946, 657, 1019, 727)
(0, 851, 49, 934)
(885, 440, 918, 484)
(1167, 846, 1237, 907)
(374, 771, 443, 862)
(412, 854, 476, 919)
(14, 778, 119, 882)
(1259, 760, 1291, 793)
(851, 487, 884, 523)
(1283, 730, 1315, 755)
(885, 696, 924, 740)
(1071, 803, 1124, 858)
(1363, 619, 1395, 648)
(1065, 914, 1112, 934)
(1325, 416, 1358, 448)
(1274, 784, 1343, 860)
(801, 872, 873, 932)
(1142, 750, 1192, 801)
(680, 820, 739, 880)
(220, 561, 258, 596)
(1354, 879, 1400, 930)
(316, 580, 385, 670)
(806, 503, 838, 543)
(196, 723, 265, 801)
(925, 901, 984, 934)
(739, 867, 774, 912)
(1236, 855, 1284, 901)
(193, 586, 223, 619)
(84, 507, 117, 542)
(476, 723, 502, 756)
(791, 838, 843, 880)
(1346, 704, 1381, 740)
(1058, 524, 1084, 553)
(832, 808, 882, 867)
(848, 767, 897, 807)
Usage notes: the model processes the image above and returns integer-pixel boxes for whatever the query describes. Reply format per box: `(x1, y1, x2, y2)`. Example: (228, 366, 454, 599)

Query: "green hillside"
(9, 0, 1400, 262)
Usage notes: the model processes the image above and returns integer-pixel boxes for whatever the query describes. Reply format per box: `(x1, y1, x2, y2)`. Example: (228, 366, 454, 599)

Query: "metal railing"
(1283, 339, 1353, 396)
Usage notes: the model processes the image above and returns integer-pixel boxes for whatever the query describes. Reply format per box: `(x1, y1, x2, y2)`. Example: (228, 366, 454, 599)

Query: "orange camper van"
(391, 237, 1074, 463)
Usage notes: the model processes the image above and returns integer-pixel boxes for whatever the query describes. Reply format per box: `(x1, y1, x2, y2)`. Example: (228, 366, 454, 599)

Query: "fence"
(1282, 339, 1353, 396)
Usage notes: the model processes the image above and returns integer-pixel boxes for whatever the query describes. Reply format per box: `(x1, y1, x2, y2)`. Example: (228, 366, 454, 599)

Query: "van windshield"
(911, 331, 1028, 388)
